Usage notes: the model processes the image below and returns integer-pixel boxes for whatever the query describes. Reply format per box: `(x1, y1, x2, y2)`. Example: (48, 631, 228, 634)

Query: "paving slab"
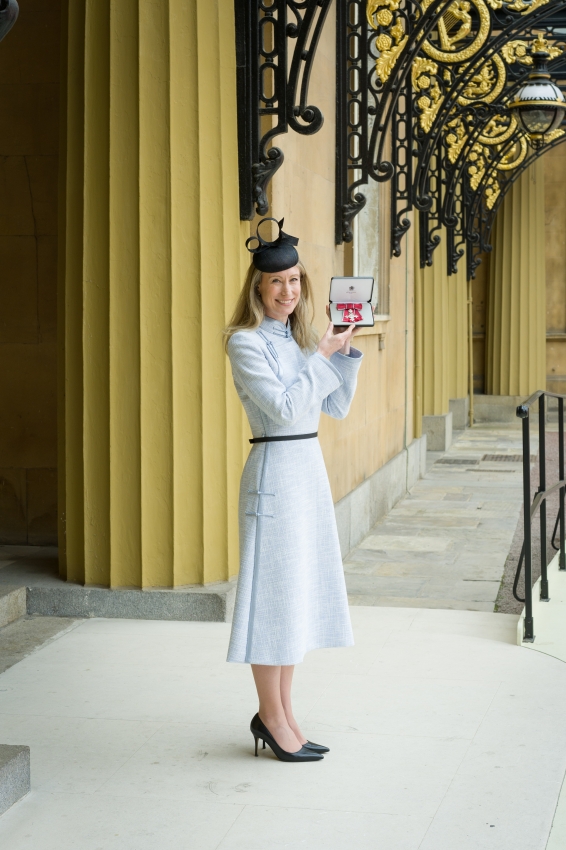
(1, 607, 565, 850)
(345, 425, 534, 611)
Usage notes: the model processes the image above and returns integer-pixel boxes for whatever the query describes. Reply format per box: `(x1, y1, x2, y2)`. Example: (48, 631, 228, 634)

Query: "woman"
(224, 218, 363, 763)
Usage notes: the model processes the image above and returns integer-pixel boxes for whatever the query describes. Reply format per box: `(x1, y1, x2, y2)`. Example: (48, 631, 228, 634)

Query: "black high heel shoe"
(302, 740, 330, 754)
(250, 714, 324, 762)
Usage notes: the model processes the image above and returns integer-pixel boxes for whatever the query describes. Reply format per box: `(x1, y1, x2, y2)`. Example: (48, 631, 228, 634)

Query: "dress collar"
(260, 315, 293, 339)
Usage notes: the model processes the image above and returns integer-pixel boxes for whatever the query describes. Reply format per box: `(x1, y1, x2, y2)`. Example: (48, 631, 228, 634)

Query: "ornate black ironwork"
(465, 116, 566, 278)
(335, 0, 566, 272)
(235, 0, 332, 220)
(433, 20, 566, 277)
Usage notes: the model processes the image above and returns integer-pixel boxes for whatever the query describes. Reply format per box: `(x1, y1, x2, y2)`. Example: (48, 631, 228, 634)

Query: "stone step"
(0, 745, 30, 817)
(0, 587, 26, 630)
(25, 582, 235, 622)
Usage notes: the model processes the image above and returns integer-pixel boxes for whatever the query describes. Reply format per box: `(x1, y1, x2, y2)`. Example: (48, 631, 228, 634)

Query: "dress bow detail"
(336, 303, 363, 323)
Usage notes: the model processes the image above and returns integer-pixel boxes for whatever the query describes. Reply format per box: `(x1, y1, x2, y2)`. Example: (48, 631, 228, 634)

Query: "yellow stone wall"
(266, 13, 415, 504)
(2, 1, 416, 576)
(0, 1, 60, 544)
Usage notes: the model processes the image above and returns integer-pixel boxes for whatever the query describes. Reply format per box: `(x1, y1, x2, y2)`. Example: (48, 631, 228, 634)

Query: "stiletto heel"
(250, 714, 324, 762)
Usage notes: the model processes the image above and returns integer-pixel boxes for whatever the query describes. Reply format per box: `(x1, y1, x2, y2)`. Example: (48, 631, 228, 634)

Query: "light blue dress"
(226, 316, 363, 665)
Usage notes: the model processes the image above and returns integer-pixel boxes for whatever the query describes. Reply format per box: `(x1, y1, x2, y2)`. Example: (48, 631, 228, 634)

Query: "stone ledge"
(0, 745, 30, 817)
(0, 587, 26, 629)
(473, 394, 527, 424)
(422, 411, 453, 452)
(26, 583, 236, 623)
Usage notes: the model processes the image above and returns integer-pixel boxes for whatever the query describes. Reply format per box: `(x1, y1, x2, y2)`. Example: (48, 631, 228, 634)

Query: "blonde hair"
(224, 261, 318, 352)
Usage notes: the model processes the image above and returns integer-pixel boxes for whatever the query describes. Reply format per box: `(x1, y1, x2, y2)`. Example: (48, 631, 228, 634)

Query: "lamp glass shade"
(510, 76, 565, 140)
(517, 106, 563, 135)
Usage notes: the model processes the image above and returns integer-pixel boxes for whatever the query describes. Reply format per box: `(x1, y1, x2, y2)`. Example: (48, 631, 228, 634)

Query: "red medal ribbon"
(336, 302, 363, 323)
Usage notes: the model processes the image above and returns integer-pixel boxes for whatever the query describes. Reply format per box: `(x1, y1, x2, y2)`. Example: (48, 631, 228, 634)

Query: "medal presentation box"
(329, 277, 375, 328)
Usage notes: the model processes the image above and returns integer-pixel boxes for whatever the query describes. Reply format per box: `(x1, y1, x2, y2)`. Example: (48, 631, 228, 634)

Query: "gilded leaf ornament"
(374, 27, 408, 83)
(412, 57, 445, 131)
(544, 128, 566, 143)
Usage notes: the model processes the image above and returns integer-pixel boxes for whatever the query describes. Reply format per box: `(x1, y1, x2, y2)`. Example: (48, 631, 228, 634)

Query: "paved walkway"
(2, 607, 566, 850)
(345, 424, 535, 612)
(519, 553, 566, 850)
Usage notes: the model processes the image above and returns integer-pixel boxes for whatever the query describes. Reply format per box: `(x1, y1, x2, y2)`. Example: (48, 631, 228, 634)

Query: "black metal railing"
(515, 391, 566, 642)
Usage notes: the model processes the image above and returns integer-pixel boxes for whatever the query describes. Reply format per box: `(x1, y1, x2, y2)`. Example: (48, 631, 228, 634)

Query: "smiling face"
(257, 265, 302, 324)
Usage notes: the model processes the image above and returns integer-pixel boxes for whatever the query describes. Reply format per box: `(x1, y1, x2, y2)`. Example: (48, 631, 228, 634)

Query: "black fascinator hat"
(246, 217, 299, 273)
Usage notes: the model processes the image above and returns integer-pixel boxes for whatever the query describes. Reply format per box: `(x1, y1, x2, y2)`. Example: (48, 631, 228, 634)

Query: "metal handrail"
(515, 391, 566, 642)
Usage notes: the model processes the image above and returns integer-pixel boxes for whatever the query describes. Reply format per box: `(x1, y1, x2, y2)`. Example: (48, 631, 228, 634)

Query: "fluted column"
(486, 160, 546, 396)
(58, 0, 247, 587)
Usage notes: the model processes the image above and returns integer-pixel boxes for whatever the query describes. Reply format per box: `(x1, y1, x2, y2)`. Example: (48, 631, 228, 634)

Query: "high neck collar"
(260, 315, 293, 339)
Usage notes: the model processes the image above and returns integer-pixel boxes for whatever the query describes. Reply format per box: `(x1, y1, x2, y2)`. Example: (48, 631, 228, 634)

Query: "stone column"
(58, 0, 248, 587)
(414, 231, 453, 450)
(486, 160, 546, 397)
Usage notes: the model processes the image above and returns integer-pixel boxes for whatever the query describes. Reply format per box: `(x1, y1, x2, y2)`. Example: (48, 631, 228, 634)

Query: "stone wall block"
(26, 468, 57, 545)
(0, 235, 38, 343)
(0, 469, 26, 544)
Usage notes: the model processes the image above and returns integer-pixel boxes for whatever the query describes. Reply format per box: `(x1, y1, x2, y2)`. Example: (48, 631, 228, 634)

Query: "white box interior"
(329, 277, 374, 326)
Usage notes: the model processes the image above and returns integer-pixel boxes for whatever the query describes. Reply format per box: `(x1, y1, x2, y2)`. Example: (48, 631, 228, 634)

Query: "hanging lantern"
(509, 35, 565, 149)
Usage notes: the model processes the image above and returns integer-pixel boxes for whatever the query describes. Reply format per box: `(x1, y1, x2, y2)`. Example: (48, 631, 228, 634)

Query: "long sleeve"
(322, 347, 363, 419)
(228, 332, 343, 427)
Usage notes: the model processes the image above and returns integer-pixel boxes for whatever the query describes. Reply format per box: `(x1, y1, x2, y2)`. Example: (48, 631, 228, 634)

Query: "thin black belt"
(249, 432, 318, 444)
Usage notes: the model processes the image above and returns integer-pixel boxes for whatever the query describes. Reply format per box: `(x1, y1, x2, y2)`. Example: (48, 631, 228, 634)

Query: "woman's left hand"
(325, 305, 358, 355)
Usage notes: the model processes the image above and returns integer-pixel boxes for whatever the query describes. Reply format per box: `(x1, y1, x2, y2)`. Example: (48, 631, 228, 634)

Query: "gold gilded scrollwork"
(422, 0, 490, 64)
(467, 130, 528, 211)
(446, 118, 468, 162)
(458, 54, 505, 104)
(484, 0, 550, 14)
(500, 40, 532, 64)
(478, 114, 518, 146)
(496, 136, 528, 171)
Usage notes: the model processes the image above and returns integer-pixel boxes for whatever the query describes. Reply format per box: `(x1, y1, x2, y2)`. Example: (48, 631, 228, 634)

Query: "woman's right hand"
(316, 321, 356, 359)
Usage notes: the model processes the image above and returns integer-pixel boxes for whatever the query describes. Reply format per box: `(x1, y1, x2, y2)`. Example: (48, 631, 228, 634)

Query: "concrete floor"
(517, 554, 566, 850)
(345, 425, 535, 612)
(1, 607, 566, 850)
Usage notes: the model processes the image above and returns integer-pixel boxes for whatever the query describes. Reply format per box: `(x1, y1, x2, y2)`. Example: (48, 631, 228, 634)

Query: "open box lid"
(330, 277, 374, 302)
